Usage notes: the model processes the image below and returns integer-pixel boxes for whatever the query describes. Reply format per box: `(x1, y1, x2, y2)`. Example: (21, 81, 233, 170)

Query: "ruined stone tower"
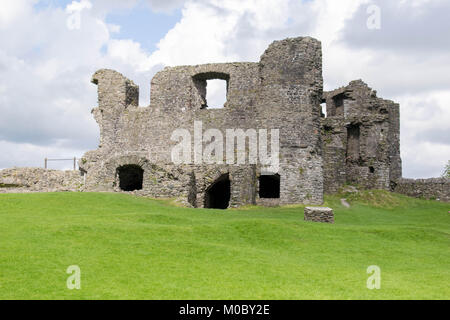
(77, 36, 402, 208)
(321, 80, 402, 194)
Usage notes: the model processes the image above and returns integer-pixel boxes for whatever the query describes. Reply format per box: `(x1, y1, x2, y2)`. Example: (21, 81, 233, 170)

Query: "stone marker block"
(304, 207, 334, 224)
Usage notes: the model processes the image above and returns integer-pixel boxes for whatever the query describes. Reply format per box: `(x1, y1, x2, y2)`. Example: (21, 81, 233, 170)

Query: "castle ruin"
(77, 36, 401, 208)
(3, 36, 446, 204)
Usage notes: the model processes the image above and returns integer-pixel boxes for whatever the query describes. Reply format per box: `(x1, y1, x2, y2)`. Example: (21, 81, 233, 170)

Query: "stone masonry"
(0, 167, 84, 193)
(394, 178, 450, 202)
(321, 80, 402, 194)
(0, 36, 412, 207)
(79, 36, 325, 208)
(304, 207, 335, 224)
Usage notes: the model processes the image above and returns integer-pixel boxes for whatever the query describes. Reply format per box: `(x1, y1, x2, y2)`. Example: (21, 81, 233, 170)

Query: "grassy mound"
(0, 192, 448, 299)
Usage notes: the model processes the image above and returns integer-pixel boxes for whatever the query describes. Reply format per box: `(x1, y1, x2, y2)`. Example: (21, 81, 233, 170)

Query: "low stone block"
(304, 207, 334, 224)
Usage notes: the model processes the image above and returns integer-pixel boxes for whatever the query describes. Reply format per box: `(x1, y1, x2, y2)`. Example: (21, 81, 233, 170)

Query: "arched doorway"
(204, 174, 231, 209)
(117, 164, 144, 191)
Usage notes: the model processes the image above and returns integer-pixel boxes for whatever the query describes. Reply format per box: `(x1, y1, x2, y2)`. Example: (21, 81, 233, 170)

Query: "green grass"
(0, 191, 449, 300)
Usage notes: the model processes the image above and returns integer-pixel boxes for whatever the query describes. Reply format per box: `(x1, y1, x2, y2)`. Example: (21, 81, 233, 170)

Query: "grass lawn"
(0, 191, 449, 300)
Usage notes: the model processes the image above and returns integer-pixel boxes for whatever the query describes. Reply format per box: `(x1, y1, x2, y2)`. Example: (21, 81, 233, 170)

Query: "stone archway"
(204, 173, 231, 209)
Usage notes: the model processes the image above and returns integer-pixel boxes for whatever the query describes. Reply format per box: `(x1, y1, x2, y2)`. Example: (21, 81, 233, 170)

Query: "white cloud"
(0, 0, 107, 164)
(0, 0, 34, 29)
(66, 0, 92, 13)
(149, 0, 241, 66)
(107, 39, 153, 72)
(107, 23, 121, 33)
(0, 140, 86, 170)
(397, 90, 450, 177)
(146, 0, 188, 13)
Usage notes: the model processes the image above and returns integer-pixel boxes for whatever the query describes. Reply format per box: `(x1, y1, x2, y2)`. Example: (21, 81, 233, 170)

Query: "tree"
(443, 161, 450, 178)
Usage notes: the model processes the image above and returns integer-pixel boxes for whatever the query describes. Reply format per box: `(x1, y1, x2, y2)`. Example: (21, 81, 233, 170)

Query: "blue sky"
(34, 0, 73, 9)
(106, 10, 181, 52)
(105, 5, 182, 52)
(0, 0, 449, 178)
(34, 0, 182, 52)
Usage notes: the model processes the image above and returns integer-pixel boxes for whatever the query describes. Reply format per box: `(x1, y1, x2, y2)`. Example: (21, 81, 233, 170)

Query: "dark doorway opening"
(346, 124, 361, 161)
(333, 93, 345, 116)
(259, 174, 280, 198)
(117, 164, 144, 191)
(205, 174, 230, 209)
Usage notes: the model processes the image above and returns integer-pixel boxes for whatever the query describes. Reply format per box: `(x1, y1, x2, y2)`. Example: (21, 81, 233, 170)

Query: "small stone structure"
(304, 207, 335, 224)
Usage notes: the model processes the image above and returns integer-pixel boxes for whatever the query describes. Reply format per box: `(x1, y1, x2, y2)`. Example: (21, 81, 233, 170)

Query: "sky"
(0, 0, 449, 178)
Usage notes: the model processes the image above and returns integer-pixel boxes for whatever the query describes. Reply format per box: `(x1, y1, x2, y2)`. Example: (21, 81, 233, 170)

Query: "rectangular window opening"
(259, 174, 281, 199)
(206, 79, 227, 109)
(333, 94, 345, 116)
(346, 124, 361, 161)
(320, 103, 327, 118)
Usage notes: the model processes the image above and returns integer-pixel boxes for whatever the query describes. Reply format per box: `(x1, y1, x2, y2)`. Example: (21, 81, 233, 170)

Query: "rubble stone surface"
(0, 167, 84, 193)
(304, 207, 334, 223)
(394, 178, 450, 202)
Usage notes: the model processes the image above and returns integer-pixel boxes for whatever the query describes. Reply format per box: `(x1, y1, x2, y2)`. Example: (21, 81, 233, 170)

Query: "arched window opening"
(204, 174, 231, 209)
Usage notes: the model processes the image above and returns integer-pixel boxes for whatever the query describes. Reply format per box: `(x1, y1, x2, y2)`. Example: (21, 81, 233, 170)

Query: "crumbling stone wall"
(321, 80, 402, 194)
(394, 178, 450, 202)
(0, 168, 84, 193)
(0, 36, 407, 207)
(80, 36, 324, 207)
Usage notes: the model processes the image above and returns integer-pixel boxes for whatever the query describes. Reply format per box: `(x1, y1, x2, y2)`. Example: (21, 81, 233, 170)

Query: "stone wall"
(394, 178, 450, 202)
(304, 207, 334, 224)
(80, 36, 325, 208)
(321, 80, 402, 194)
(0, 36, 406, 208)
(0, 167, 84, 193)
